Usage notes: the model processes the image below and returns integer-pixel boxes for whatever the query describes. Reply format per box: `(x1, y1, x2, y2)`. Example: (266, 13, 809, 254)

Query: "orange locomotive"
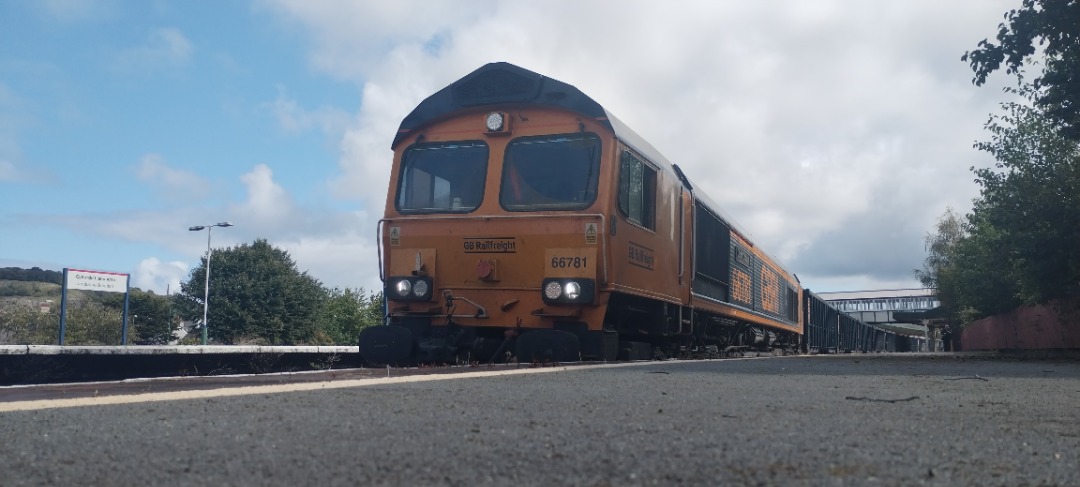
(359, 62, 802, 365)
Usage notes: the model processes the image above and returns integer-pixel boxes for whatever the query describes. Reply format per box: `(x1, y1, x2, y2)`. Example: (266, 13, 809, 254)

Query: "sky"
(0, 0, 1020, 296)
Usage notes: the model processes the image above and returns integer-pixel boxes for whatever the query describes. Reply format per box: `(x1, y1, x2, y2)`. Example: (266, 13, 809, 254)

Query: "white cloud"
(278, 233, 382, 293)
(134, 153, 212, 201)
(32, 167, 366, 294)
(259, 0, 495, 81)
(113, 27, 193, 72)
(134, 257, 187, 295)
(268, 85, 351, 137)
(798, 274, 926, 294)
(234, 164, 292, 223)
(0, 158, 56, 185)
(18, 150, 371, 294)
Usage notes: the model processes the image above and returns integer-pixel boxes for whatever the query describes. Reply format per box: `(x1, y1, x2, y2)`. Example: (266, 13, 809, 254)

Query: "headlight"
(387, 276, 434, 302)
(541, 278, 595, 304)
(395, 279, 412, 297)
(564, 282, 581, 300)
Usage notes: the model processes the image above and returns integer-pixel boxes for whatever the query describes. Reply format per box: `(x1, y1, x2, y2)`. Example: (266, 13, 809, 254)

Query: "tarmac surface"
(1, 353, 1078, 486)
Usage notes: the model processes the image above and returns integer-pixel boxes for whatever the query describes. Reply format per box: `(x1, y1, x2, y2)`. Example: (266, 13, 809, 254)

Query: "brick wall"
(962, 303, 1080, 350)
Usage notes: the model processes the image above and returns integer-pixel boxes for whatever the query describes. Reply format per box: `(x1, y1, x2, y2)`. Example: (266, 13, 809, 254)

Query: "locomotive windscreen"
(396, 141, 489, 213)
(499, 134, 600, 211)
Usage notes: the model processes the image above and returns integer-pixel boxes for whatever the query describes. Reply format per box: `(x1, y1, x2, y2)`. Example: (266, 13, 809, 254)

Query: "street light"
(189, 221, 234, 345)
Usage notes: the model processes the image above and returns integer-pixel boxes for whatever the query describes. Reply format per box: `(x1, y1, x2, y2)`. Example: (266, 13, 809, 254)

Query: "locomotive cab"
(368, 128, 613, 364)
(361, 63, 626, 365)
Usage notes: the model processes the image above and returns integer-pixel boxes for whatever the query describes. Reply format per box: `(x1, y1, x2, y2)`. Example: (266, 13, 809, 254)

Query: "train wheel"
(618, 341, 653, 361)
(601, 332, 619, 362)
(581, 330, 618, 362)
(358, 325, 415, 366)
(515, 330, 580, 363)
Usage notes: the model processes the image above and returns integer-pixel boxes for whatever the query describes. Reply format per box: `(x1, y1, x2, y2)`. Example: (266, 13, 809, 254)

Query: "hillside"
(0, 280, 96, 312)
(0, 279, 61, 297)
(0, 267, 68, 312)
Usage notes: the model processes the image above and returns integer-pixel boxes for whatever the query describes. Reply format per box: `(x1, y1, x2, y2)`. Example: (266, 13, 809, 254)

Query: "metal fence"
(803, 289, 923, 353)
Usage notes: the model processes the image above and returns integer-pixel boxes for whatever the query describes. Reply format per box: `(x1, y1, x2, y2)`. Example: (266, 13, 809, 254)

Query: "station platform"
(0, 345, 361, 385)
(0, 345, 358, 356)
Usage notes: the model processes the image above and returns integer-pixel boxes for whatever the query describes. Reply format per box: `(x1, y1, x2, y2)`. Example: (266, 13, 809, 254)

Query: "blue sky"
(2, 1, 365, 293)
(1, 0, 1017, 295)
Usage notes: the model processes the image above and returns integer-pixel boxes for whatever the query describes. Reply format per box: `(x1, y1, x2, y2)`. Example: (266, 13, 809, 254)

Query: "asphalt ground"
(1, 353, 1078, 486)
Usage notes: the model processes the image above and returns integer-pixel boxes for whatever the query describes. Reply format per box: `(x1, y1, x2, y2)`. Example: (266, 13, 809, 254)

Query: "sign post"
(59, 268, 131, 345)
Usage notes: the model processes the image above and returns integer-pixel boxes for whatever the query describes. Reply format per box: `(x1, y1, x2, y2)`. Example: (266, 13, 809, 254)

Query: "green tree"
(971, 86, 1080, 307)
(921, 85, 1079, 322)
(947, 215, 1023, 319)
(317, 288, 385, 345)
(0, 302, 139, 345)
(0, 266, 63, 284)
(914, 208, 965, 312)
(963, 0, 1080, 140)
(0, 285, 151, 345)
(100, 289, 175, 344)
(62, 302, 130, 345)
(0, 307, 57, 345)
(176, 239, 326, 345)
(914, 207, 1022, 324)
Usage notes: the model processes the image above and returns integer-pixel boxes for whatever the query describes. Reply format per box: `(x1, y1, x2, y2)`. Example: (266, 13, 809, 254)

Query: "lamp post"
(188, 221, 234, 345)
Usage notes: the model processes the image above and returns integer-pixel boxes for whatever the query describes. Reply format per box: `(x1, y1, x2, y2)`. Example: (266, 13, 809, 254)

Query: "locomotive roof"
(394, 62, 667, 162)
(393, 63, 682, 195)
(395, 62, 792, 279)
(394, 62, 597, 148)
(392, 63, 684, 210)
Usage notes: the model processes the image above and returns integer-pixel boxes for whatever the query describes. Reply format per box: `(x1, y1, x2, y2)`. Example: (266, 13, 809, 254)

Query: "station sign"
(59, 267, 132, 346)
(65, 268, 130, 293)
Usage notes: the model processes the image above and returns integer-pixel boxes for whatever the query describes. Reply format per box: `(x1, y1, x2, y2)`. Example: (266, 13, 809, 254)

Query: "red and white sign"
(66, 268, 129, 293)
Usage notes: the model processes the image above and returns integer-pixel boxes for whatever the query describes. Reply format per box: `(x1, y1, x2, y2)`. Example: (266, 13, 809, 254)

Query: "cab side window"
(618, 151, 657, 230)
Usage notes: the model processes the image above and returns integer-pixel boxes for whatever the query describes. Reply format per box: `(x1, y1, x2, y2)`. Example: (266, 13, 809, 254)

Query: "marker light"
(412, 279, 429, 298)
(544, 281, 563, 300)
